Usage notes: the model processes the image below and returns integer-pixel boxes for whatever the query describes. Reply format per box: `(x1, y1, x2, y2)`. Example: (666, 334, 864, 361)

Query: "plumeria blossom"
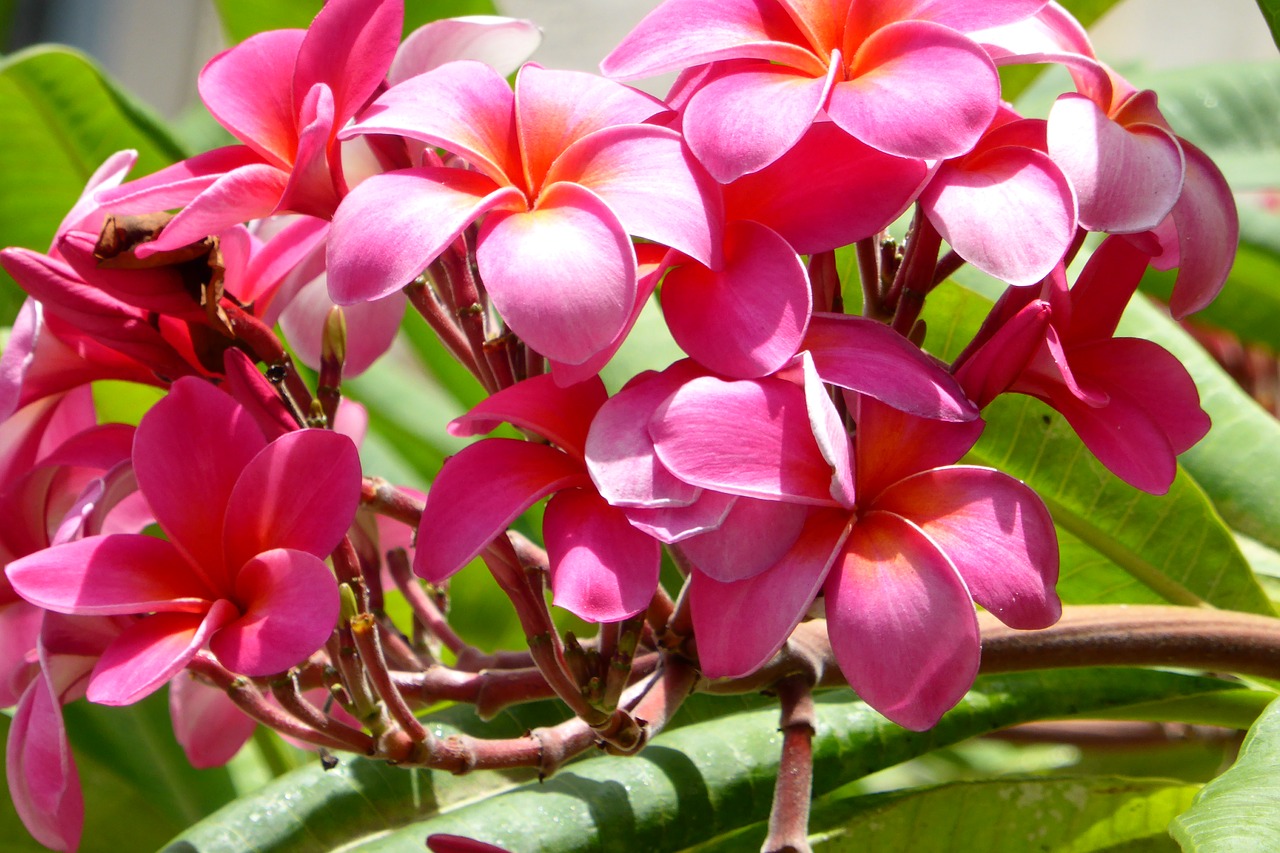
(327, 59, 722, 372)
(6, 377, 360, 705)
(96, 0, 403, 253)
(647, 365, 1058, 729)
(602, 0, 1048, 182)
(919, 105, 1077, 285)
(954, 235, 1210, 494)
(976, 2, 1238, 314)
(416, 374, 661, 621)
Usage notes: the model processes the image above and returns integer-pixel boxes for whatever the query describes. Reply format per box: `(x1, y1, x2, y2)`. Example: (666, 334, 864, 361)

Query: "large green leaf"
(1252, 0, 1280, 53)
(1171, 695, 1280, 851)
(212, 0, 499, 45)
(921, 281, 1274, 615)
(0, 45, 187, 325)
(697, 776, 1201, 852)
(165, 669, 1237, 852)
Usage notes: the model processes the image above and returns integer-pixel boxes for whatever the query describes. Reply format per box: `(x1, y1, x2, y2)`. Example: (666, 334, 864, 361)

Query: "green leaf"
(697, 777, 1201, 853)
(921, 281, 1274, 615)
(1251, 0, 1280, 52)
(165, 669, 1236, 852)
(1171, 695, 1280, 851)
(212, 0, 498, 45)
(0, 45, 187, 325)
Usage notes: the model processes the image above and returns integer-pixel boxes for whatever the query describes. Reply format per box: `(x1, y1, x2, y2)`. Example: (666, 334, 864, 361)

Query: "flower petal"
(690, 509, 849, 678)
(390, 17, 542, 85)
(169, 673, 258, 768)
(662, 220, 811, 378)
(449, 373, 608, 460)
(873, 466, 1060, 629)
(478, 182, 637, 366)
(293, 0, 402, 127)
(825, 511, 980, 730)
(210, 548, 339, 676)
(678, 497, 808, 582)
(8, 669, 82, 851)
(198, 30, 306, 165)
(1165, 139, 1239, 318)
(544, 489, 661, 622)
(414, 439, 591, 583)
(222, 429, 361, 573)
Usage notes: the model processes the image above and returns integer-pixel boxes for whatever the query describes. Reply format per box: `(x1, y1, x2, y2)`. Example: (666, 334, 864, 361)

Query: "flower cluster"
(0, 1, 1235, 850)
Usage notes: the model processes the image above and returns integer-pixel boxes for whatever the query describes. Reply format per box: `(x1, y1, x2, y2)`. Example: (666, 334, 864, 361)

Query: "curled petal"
(478, 182, 637, 366)
(825, 511, 980, 730)
(544, 489, 661, 622)
(873, 466, 1060, 629)
(662, 221, 811, 378)
(293, 0, 402, 126)
(829, 21, 999, 159)
(222, 429, 362, 572)
(390, 17, 543, 85)
(691, 509, 849, 678)
(327, 167, 524, 305)
(1165, 139, 1239, 318)
(8, 669, 82, 852)
(88, 601, 238, 706)
(137, 164, 290, 256)
(414, 439, 591, 582)
(449, 373, 608, 460)
(210, 548, 339, 676)
(624, 490, 736, 543)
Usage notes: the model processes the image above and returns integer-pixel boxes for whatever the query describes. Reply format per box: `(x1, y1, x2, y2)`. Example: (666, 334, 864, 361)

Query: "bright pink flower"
(954, 235, 1210, 494)
(416, 374, 661, 622)
(919, 106, 1077, 285)
(602, 0, 1045, 181)
(6, 378, 360, 705)
(97, 0, 403, 254)
(647, 363, 1058, 730)
(661, 121, 930, 377)
(326, 60, 722, 370)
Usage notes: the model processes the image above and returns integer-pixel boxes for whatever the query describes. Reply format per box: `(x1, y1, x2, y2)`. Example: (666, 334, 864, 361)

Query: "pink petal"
(293, 0, 401, 126)
(683, 60, 835, 182)
(88, 600, 238, 705)
(414, 439, 591, 583)
(873, 466, 1060, 629)
(390, 17, 542, 85)
(8, 670, 82, 851)
(601, 0, 822, 79)
(237, 216, 329, 309)
(852, 395, 984, 501)
(169, 673, 257, 768)
(824, 511, 980, 730)
(624, 490, 736, 543)
(650, 375, 841, 505)
(276, 83, 341, 218)
(828, 21, 998, 159)
(801, 351, 857, 507)
(6, 535, 213, 615)
(137, 164, 290, 256)
(1047, 94, 1184, 233)
(1166, 139, 1239, 318)
(449, 373, 608, 460)
(690, 509, 850, 678)
(95, 146, 267, 216)
(327, 166, 524, 304)
(210, 548, 339, 676)
(678, 497, 808, 582)
(922, 145, 1076, 285)
(281, 280, 405, 377)
(515, 65, 667, 191)
(346, 60, 521, 185)
(222, 430, 361, 573)
(134, 377, 265, 581)
(585, 362, 706, 508)
(543, 489, 661, 622)
(478, 182, 637, 366)
(0, 603, 42, 706)
(549, 124, 723, 268)
(953, 298, 1051, 407)
(724, 121, 929, 253)
(198, 29, 306, 165)
(662, 220, 810, 378)
(849, 0, 1048, 37)
(804, 313, 978, 421)
(1060, 234, 1151, 344)
(55, 231, 205, 320)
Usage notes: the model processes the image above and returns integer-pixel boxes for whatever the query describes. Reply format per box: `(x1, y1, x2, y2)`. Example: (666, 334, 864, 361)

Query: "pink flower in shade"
(646, 362, 1059, 731)
(427, 835, 511, 853)
(415, 374, 661, 622)
(918, 105, 1077, 286)
(953, 235, 1211, 495)
(976, 4, 1238, 315)
(5, 377, 361, 706)
(602, 0, 1047, 182)
(96, 0, 403, 255)
(326, 60, 722, 371)
(660, 121, 930, 378)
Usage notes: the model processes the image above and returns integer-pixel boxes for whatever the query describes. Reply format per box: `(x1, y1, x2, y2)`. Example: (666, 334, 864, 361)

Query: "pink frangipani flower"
(327, 60, 722, 370)
(602, 0, 1046, 181)
(6, 377, 360, 705)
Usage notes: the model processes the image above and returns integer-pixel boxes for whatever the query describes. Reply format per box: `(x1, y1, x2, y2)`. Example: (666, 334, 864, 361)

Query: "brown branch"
(763, 675, 817, 853)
